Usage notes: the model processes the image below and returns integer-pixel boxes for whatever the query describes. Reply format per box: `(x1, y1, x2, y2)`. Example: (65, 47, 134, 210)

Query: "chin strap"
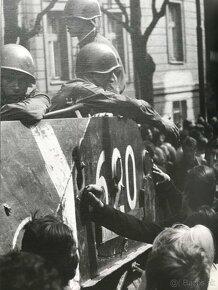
(78, 20, 97, 47)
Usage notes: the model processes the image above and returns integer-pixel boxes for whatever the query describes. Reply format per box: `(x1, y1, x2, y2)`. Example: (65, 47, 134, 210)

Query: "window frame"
(166, 0, 186, 65)
(102, 4, 132, 83)
(45, 11, 72, 85)
(172, 100, 187, 125)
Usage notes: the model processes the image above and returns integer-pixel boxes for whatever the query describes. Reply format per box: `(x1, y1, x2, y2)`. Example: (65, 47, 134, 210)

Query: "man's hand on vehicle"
(82, 184, 105, 211)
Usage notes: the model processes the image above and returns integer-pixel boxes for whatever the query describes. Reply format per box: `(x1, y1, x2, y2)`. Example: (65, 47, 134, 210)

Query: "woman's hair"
(21, 214, 78, 286)
(147, 224, 214, 290)
(152, 224, 214, 265)
(146, 244, 210, 290)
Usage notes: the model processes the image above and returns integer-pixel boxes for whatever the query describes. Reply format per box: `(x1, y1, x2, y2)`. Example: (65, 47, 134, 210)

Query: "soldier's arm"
(49, 82, 76, 112)
(49, 80, 179, 142)
(0, 90, 50, 122)
(76, 84, 180, 143)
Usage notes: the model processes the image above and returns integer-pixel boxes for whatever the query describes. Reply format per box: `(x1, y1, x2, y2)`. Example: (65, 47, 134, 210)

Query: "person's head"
(208, 138, 218, 168)
(76, 42, 121, 91)
(64, 0, 101, 40)
(197, 137, 208, 155)
(0, 251, 63, 290)
(185, 206, 218, 262)
(153, 147, 167, 168)
(163, 142, 177, 163)
(185, 206, 218, 230)
(190, 128, 203, 142)
(146, 224, 214, 290)
(184, 165, 216, 211)
(140, 125, 153, 141)
(152, 224, 214, 264)
(195, 123, 205, 136)
(21, 214, 78, 286)
(182, 136, 197, 162)
(151, 128, 162, 146)
(204, 123, 214, 140)
(1, 44, 35, 105)
(197, 116, 206, 126)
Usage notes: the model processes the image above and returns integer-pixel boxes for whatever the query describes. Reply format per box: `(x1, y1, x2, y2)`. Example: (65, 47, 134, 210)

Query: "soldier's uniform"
(1, 89, 50, 122)
(50, 43, 179, 142)
(64, 0, 126, 93)
(1, 44, 50, 122)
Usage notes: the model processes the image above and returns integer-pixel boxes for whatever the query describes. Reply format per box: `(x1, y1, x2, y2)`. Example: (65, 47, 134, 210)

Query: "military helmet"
(64, 0, 101, 20)
(76, 42, 121, 75)
(1, 44, 35, 83)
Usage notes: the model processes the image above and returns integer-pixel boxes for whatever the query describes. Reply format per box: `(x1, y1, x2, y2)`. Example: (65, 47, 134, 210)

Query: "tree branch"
(143, 0, 169, 44)
(23, 0, 58, 40)
(152, 0, 157, 16)
(101, 6, 132, 33)
(114, 0, 129, 27)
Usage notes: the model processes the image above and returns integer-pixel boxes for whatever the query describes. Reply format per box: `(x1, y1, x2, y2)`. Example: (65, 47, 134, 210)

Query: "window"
(103, 9, 132, 81)
(47, 12, 70, 81)
(173, 100, 187, 126)
(167, 1, 185, 63)
(107, 12, 125, 68)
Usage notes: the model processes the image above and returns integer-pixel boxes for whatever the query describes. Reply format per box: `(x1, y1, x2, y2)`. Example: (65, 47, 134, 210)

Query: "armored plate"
(0, 117, 155, 288)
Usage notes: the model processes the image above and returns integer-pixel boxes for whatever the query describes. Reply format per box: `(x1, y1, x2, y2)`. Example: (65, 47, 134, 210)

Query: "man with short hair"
(1, 44, 50, 122)
(21, 214, 78, 288)
(173, 136, 207, 191)
(49, 42, 179, 142)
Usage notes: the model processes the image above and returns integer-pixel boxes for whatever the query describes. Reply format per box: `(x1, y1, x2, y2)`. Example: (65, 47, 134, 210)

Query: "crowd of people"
(1, 0, 218, 289)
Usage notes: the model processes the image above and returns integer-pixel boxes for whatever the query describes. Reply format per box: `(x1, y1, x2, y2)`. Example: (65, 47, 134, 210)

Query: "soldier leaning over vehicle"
(1, 44, 50, 123)
(49, 42, 179, 143)
(64, 0, 126, 94)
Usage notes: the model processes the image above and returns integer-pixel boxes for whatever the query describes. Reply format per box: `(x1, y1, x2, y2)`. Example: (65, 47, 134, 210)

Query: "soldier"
(1, 44, 50, 122)
(63, 0, 126, 93)
(49, 42, 179, 142)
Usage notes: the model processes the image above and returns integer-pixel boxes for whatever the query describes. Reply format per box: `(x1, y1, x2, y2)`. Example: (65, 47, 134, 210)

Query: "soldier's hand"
(161, 119, 180, 143)
(92, 112, 113, 117)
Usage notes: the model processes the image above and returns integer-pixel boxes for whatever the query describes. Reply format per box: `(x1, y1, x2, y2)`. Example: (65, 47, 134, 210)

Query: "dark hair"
(185, 205, 218, 228)
(209, 138, 218, 150)
(0, 251, 63, 290)
(146, 244, 210, 290)
(21, 214, 78, 286)
(185, 206, 218, 262)
(182, 136, 197, 150)
(197, 137, 208, 153)
(183, 119, 192, 130)
(185, 166, 216, 210)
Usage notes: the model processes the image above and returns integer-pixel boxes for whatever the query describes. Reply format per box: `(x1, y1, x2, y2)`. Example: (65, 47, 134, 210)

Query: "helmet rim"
(77, 64, 121, 75)
(1, 44, 36, 84)
(76, 42, 121, 76)
(63, 14, 101, 20)
(64, 0, 102, 20)
(2, 66, 36, 84)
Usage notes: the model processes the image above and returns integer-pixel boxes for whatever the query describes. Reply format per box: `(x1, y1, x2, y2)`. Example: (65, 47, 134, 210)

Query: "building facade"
(12, 0, 204, 124)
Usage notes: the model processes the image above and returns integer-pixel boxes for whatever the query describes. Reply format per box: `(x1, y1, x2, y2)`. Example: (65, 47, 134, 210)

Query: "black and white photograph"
(1, 0, 218, 289)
